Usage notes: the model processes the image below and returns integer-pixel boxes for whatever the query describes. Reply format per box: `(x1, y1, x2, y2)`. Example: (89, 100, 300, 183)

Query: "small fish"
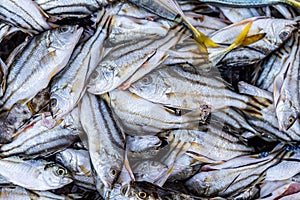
(127, 0, 218, 51)
(79, 92, 125, 191)
(129, 64, 268, 112)
(185, 146, 287, 197)
(56, 148, 96, 190)
(49, 7, 118, 120)
(274, 32, 300, 131)
(208, 17, 296, 66)
(122, 181, 202, 200)
(0, 0, 50, 34)
(0, 113, 80, 158)
(0, 156, 72, 190)
(106, 90, 209, 135)
(0, 25, 83, 112)
(197, 0, 300, 9)
(126, 135, 162, 153)
(34, 0, 114, 21)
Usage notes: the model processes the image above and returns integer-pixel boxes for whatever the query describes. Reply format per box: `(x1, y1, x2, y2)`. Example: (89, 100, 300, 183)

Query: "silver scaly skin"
(79, 92, 125, 193)
(0, 25, 83, 112)
(0, 0, 50, 34)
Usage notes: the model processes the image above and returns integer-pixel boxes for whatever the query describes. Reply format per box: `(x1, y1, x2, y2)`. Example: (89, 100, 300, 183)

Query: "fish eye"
(288, 116, 295, 124)
(279, 30, 290, 41)
(121, 185, 129, 195)
(109, 168, 118, 177)
(141, 76, 152, 85)
(138, 191, 147, 199)
(50, 98, 57, 107)
(57, 167, 66, 176)
(90, 71, 99, 80)
(58, 26, 71, 33)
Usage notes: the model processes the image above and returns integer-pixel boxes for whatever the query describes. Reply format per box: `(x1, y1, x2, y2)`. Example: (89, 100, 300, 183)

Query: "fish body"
(107, 90, 209, 135)
(79, 92, 125, 190)
(0, 0, 50, 34)
(50, 8, 116, 120)
(0, 25, 83, 112)
(0, 157, 72, 190)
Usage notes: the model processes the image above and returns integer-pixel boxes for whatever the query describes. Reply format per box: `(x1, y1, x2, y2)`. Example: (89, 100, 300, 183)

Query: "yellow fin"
(185, 20, 218, 51)
(224, 21, 253, 54)
(242, 33, 266, 46)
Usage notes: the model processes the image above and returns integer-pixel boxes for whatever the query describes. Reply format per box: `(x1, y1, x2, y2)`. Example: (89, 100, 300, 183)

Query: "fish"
(34, 0, 114, 21)
(129, 64, 269, 112)
(49, 7, 118, 120)
(273, 32, 300, 131)
(56, 148, 96, 190)
(0, 112, 80, 158)
(185, 146, 287, 197)
(196, 0, 300, 9)
(79, 92, 125, 192)
(0, 0, 50, 34)
(127, 0, 219, 51)
(0, 156, 72, 190)
(106, 90, 210, 135)
(122, 181, 203, 200)
(0, 25, 83, 112)
(87, 25, 189, 94)
(208, 17, 297, 66)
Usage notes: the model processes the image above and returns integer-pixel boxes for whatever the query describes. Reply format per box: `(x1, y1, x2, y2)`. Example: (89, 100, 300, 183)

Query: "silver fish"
(34, 0, 113, 21)
(274, 32, 300, 131)
(56, 148, 96, 190)
(197, 0, 300, 9)
(129, 64, 267, 112)
(106, 90, 209, 135)
(0, 113, 80, 158)
(0, 25, 83, 112)
(88, 25, 188, 94)
(79, 92, 125, 191)
(126, 135, 162, 153)
(185, 146, 287, 197)
(122, 181, 202, 200)
(0, 157, 72, 190)
(0, 0, 50, 34)
(208, 17, 297, 66)
(49, 7, 117, 120)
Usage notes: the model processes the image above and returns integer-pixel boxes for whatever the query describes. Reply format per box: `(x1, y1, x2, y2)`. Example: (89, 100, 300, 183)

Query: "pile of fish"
(0, 0, 300, 199)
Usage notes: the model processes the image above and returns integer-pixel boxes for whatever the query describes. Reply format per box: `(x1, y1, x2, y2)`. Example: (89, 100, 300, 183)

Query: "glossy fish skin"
(208, 17, 297, 66)
(49, 7, 117, 120)
(129, 64, 262, 111)
(0, 25, 83, 112)
(34, 0, 113, 21)
(0, 113, 80, 158)
(106, 15, 170, 47)
(274, 32, 300, 131)
(122, 181, 201, 200)
(197, 0, 300, 8)
(88, 25, 188, 94)
(167, 126, 255, 164)
(127, 135, 162, 153)
(0, 157, 72, 191)
(107, 90, 209, 135)
(185, 148, 286, 197)
(79, 92, 125, 190)
(56, 148, 96, 190)
(0, 0, 50, 34)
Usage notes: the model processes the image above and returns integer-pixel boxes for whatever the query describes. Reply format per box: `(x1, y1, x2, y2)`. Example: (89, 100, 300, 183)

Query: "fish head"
(129, 72, 166, 100)
(96, 148, 123, 190)
(87, 66, 115, 94)
(276, 100, 298, 131)
(44, 162, 73, 189)
(52, 25, 84, 49)
(265, 19, 297, 46)
(49, 89, 72, 120)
